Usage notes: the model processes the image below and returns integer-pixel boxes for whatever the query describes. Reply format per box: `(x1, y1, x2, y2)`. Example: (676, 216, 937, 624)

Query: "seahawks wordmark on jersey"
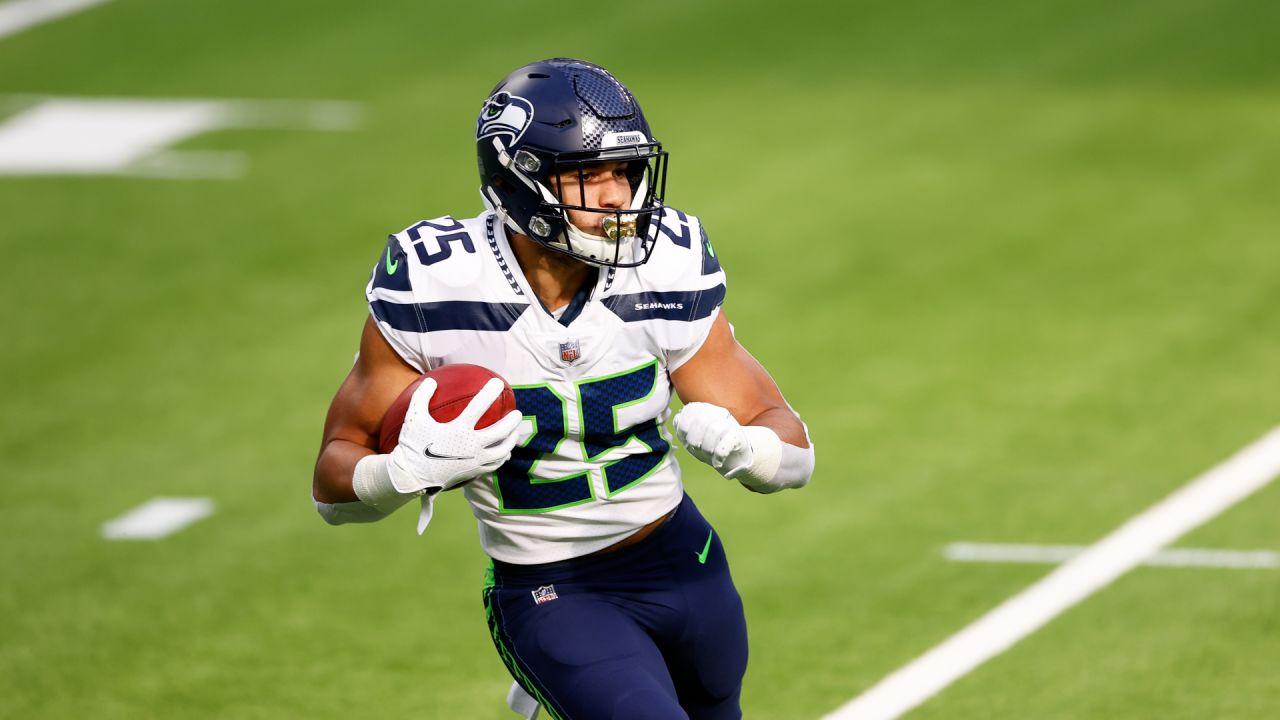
(365, 208, 725, 564)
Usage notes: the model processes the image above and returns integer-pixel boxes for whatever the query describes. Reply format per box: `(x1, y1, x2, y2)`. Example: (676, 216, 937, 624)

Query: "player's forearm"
(735, 405, 814, 492)
(744, 406, 810, 449)
(313, 440, 411, 525)
(313, 438, 374, 504)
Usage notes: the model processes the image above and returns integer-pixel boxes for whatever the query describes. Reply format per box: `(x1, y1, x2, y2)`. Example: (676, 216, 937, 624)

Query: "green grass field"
(2, 1, 1279, 717)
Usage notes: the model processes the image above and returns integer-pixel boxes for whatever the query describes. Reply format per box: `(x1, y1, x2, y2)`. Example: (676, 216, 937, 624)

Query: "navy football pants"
(483, 494, 749, 720)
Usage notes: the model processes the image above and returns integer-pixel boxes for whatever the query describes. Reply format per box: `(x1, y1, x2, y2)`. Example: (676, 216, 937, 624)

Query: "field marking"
(0, 0, 109, 40)
(945, 542, 1280, 569)
(0, 98, 227, 175)
(824, 426, 1280, 720)
(0, 96, 363, 178)
(101, 497, 215, 540)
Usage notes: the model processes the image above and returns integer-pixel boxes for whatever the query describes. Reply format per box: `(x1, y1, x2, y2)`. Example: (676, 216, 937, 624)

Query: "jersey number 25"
(494, 360, 669, 513)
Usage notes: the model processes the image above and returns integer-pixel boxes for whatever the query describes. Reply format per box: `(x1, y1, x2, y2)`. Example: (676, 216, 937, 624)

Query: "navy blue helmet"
(477, 58, 668, 267)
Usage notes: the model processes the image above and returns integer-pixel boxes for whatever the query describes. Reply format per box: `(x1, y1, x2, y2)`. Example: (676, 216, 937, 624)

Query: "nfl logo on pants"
(559, 340, 581, 364)
(532, 585, 558, 605)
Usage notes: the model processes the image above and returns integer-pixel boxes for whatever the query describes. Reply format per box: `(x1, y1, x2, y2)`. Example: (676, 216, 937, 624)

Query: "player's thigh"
(489, 591, 690, 720)
(665, 529, 749, 718)
(669, 584, 748, 719)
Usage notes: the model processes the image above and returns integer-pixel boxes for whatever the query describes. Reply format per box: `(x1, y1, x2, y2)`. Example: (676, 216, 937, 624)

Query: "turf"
(1, 0, 1278, 718)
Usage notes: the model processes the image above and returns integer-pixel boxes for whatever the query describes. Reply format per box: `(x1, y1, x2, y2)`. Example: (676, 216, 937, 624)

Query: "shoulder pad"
(603, 207, 726, 324)
(392, 216, 477, 270)
(652, 207, 721, 278)
(369, 233, 412, 293)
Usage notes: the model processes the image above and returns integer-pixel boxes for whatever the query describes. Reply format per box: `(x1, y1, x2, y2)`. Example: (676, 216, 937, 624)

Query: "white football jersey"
(364, 208, 726, 564)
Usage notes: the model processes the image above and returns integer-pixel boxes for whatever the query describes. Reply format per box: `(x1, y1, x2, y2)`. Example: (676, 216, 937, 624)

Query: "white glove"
(672, 402, 754, 478)
(387, 377, 522, 496)
(674, 401, 813, 494)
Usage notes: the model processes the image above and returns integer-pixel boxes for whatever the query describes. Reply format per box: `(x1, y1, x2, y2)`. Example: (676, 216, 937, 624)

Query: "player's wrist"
(314, 498, 390, 525)
(725, 426, 780, 480)
(726, 426, 814, 493)
(353, 453, 424, 514)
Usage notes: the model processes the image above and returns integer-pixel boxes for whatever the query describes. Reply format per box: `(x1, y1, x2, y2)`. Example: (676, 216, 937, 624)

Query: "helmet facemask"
(517, 143, 667, 268)
(476, 59, 667, 267)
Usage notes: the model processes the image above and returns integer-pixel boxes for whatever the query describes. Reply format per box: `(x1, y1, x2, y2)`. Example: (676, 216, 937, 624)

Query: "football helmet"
(476, 58, 668, 267)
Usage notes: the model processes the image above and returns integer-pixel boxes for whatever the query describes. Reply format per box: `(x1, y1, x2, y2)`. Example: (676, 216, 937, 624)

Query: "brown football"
(378, 364, 518, 454)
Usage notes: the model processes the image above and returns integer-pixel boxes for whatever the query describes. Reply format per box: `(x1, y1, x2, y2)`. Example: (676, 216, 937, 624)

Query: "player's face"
(552, 161, 633, 236)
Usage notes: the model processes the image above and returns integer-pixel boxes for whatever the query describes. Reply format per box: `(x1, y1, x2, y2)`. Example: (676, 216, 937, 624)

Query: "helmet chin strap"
(550, 172, 651, 266)
(481, 186, 524, 238)
(561, 223, 619, 266)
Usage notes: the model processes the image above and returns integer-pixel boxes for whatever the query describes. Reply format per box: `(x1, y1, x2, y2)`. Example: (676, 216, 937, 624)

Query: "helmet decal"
(601, 131, 648, 148)
(476, 91, 534, 146)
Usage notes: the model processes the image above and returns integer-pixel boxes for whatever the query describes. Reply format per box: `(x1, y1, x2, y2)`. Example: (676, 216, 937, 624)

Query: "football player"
(312, 58, 814, 720)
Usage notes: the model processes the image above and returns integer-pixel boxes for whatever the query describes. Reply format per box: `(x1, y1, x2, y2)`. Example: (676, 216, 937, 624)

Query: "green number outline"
(575, 359, 671, 498)
(494, 383, 595, 514)
(495, 360, 671, 513)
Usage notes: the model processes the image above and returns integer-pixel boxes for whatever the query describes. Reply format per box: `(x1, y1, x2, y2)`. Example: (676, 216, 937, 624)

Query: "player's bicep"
(313, 317, 421, 504)
(320, 316, 421, 451)
(670, 312, 785, 423)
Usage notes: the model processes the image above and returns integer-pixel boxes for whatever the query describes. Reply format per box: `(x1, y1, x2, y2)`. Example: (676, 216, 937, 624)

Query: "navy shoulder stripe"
(371, 300, 530, 333)
(699, 222, 721, 276)
(371, 235, 412, 292)
(657, 207, 693, 249)
(602, 284, 725, 323)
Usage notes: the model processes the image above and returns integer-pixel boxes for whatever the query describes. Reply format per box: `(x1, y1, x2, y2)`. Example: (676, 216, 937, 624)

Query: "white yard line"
(0, 0, 109, 40)
(824, 426, 1280, 720)
(0, 98, 228, 174)
(0, 96, 363, 178)
(944, 542, 1280, 569)
(101, 497, 215, 540)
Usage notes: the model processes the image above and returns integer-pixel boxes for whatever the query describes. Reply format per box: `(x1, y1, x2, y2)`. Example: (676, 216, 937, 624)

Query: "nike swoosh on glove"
(672, 402, 754, 478)
(387, 377, 522, 497)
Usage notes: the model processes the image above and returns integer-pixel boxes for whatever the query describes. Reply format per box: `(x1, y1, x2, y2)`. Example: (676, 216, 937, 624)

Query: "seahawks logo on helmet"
(476, 91, 534, 145)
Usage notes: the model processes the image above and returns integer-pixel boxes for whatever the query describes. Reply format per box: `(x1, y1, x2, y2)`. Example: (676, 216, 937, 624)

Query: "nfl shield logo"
(559, 340, 581, 364)
(532, 585, 558, 605)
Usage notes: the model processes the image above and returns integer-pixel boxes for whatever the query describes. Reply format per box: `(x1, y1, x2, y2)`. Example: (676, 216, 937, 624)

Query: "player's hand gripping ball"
(379, 364, 518, 452)
(378, 364, 522, 496)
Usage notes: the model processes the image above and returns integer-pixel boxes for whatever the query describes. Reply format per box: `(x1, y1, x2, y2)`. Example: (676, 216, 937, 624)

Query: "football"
(378, 364, 518, 454)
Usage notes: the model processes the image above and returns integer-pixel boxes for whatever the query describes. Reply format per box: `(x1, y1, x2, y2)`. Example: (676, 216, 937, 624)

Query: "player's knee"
(690, 642, 746, 701)
(611, 688, 691, 720)
(686, 601, 748, 702)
